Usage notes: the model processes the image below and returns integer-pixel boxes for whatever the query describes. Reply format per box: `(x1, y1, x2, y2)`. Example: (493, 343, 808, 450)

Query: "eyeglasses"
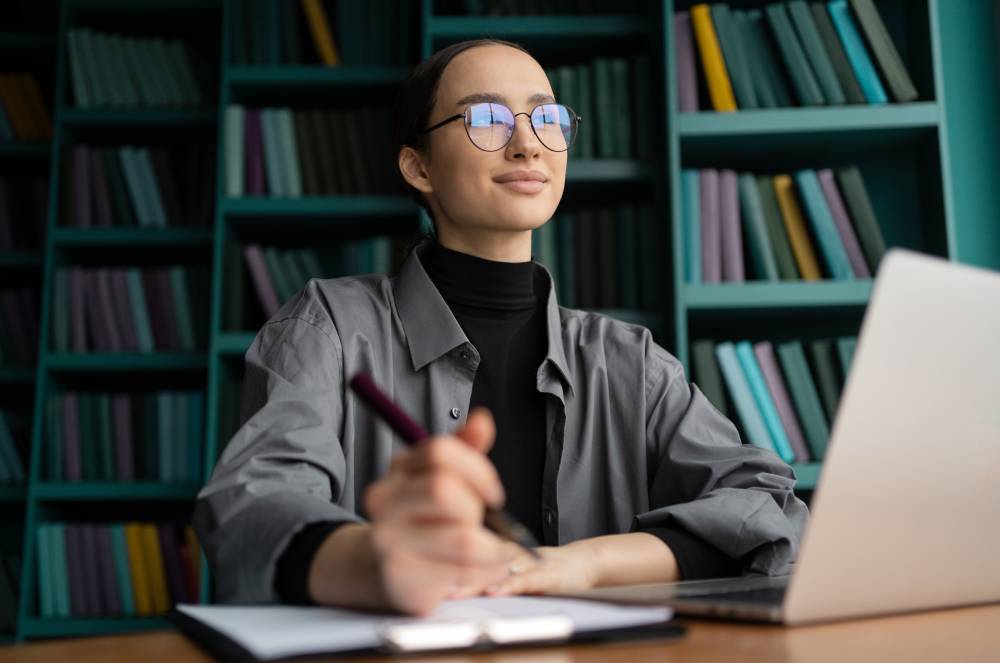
(418, 102, 582, 152)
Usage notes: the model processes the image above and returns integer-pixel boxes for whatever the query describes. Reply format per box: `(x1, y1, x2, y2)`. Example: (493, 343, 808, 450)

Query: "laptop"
(566, 249, 1000, 625)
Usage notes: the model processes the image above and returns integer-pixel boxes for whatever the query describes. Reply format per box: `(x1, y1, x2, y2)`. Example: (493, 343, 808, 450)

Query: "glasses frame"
(417, 102, 583, 153)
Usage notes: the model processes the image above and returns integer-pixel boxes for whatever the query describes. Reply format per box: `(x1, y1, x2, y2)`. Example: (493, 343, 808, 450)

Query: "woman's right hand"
(359, 406, 519, 614)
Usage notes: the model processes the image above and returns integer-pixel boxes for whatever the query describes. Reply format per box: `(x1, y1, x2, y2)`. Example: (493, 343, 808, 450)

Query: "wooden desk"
(0, 604, 997, 663)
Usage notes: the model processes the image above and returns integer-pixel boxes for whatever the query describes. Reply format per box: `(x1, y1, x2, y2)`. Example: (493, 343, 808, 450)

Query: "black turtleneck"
(421, 241, 549, 545)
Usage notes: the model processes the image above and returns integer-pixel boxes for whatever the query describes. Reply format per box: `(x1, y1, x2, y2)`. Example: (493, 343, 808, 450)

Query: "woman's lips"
(497, 179, 545, 194)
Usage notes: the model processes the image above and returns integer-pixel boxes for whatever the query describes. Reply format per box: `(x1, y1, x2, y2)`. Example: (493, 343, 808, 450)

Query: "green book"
(47, 395, 63, 481)
(292, 110, 319, 196)
(168, 267, 197, 352)
(174, 391, 188, 483)
(575, 62, 595, 159)
(787, 0, 846, 105)
(298, 249, 324, 283)
(53, 270, 69, 351)
(777, 340, 830, 460)
(279, 250, 308, 296)
(735, 9, 778, 108)
(765, 3, 826, 105)
(611, 58, 632, 159)
(808, 339, 842, 424)
(592, 58, 615, 159)
(263, 246, 294, 304)
(849, 0, 918, 102)
(109, 525, 136, 615)
(631, 54, 653, 160)
(755, 175, 800, 280)
(79, 394, 97, 480)
(837, 336, 857, 380)
(125, 269, 155, 353)
(276, 108, 302, 197)
(95, 393, 114, 481)
(158, 391, 173, 482)
(187, 391, 204, 483)
(691, 339, 730, 417)
(835, 166, 886, 273)
(35, 526, 55, 617)
(224, 105, 244, 198)
(50, 524, 71, 617)
(737, 174, 780, 281)
(810, 1, 866, 104)
(100, 149, 137, 227)
(712, 3, 758, 109)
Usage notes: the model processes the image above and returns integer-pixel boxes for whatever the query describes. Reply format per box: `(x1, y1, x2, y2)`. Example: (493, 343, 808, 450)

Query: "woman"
(194, 39, 808, 615)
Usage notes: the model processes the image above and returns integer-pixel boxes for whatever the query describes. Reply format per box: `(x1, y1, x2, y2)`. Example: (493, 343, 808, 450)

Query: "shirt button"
(450, 407, 461, 419)
(545, 510, 555, 526)
(460, 350, 471, 360)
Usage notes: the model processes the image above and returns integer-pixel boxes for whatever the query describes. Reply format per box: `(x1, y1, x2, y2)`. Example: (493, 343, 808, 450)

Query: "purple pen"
(348, 371, 541, 557)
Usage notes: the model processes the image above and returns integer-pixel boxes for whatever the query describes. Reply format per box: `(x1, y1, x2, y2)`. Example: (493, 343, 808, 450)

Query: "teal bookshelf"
(6, 0, 999, 644)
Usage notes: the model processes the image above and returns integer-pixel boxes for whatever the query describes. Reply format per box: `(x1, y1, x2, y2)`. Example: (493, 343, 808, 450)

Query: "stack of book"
(66, 28, 207, 109)
(676, 0, 918, 111)
(534, 204, 660, 310)
(224, 105, 399, 197)
(230, 0, 410, 66)
(544, 54, 654, 160)
(239, 239, 393, 320)
(44, 390, 204, 484)
(34, 522, 200, 618)
(0, 72, 51, 141)
(693, 336, 857, 463)
(51, 265, 209, 353)
(0, 409, 26, 485)
(61, 144, 214, 228)
(0, 552, 19, 634)
(0, 286, 39, 364)
(0, 175, 48, 251)
(683, 165, 884, 283)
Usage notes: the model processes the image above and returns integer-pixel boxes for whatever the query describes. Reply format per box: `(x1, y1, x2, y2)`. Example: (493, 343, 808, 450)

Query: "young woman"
(194, 39, 808, 615)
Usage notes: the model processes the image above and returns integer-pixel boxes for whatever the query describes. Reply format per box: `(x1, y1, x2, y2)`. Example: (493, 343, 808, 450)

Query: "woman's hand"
(359, 406, 521, 615)
(445, 543, 600, 599)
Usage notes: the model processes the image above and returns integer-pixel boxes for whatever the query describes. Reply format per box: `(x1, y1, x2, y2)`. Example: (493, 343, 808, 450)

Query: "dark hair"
(391, 38, 530, 236)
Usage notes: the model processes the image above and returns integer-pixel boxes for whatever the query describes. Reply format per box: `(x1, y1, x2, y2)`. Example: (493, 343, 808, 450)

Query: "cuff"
(642, 524, 742, 581)
(274, 520, 350, 605)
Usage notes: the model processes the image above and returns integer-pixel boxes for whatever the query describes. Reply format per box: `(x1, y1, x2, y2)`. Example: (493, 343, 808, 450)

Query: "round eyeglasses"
(418, 102, 582, 152)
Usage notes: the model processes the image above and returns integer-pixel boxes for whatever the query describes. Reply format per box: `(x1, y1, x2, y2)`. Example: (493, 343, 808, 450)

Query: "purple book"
(674, 11, 700, 112)
(157, 525, 187, 605)
(244, 109, 266, 195)
(112, 393, 134, 481)
(78, 524, 103, 616)
(141, 269, 169, 351)
(69, 267, 87, 352)
(110, 269, 138, 351)
(754, 341, 811, 462)
(73, 145, 92, 228)
(64, 525, 86, 616)
(62, 392, 82, 481)
(719, 169, 745, 282)
(95, 526, 123, 616)
(818, 169, 871, 278)
(95, 268, 123, 351)
(699, 169, 722, 283)
(244, 244, 281, 317)
(90, 148, 114, 227)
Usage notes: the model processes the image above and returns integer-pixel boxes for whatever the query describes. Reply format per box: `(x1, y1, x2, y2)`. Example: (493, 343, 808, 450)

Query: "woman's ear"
(398, 146, 434, 195)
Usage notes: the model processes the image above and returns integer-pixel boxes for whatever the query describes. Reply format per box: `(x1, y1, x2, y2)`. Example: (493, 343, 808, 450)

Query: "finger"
(399, 437, 505, 507)
(401, 525, 516, 568)
(380, 472, 485, 525)
(454, 406, 496, 455)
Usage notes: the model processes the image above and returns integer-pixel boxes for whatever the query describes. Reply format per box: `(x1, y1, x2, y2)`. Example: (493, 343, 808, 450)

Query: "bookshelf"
(5, 0, 998, 644)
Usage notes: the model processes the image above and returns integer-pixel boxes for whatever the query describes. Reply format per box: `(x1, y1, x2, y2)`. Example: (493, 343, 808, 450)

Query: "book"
(849, 0, 918, 102)
(810, 1, 866, 104)
(301, 0, 341, 66)
(737, 173, 780, 281)
(682, 169, 701, 284)
(835, 165, 887, 272)
(690, 4, 737, 111)
(765, 3, 825, 106)
(674, 12, 700, 112)
(754, 341, 811, 462)
(754, 175, 799, 280)
(809, 339, 842, 423)
(711, 3, 757, 109)
(691, 339, 729, 417)
(787, 0, 845, 105)
(714, 341, 775, 453)
(735, 341, 796, 463)
(827, 0, 888, 104)
(794, 169, 854, 279)
(719, 169, 744, 282)
(817, 168, 871, 277)
(773, 175, 822, 280)
(776, 340, 830, 460)
(699, 168, 721, 282)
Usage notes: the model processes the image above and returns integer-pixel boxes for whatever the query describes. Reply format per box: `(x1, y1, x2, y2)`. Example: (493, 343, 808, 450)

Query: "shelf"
(791, 462, 821, 491)
(0, 252, 43, 269)
(566, 159, 654, 182)
(18, 617, 173, 639)
(215, 332, 255, 356)
(0, 485, 27, 502)
(221, 196, 417, 218)
(684, 280, 873, 311)
(427, 15, 648, 38)
(33, 482, 200, 501)
(46, 352, 208, 372)
(226, 65, 409, 91)
(60, 108, 217, 129)
(0, 367, 36, 384)
(52, 227, 213, 247)
(0, 142, 50, 162)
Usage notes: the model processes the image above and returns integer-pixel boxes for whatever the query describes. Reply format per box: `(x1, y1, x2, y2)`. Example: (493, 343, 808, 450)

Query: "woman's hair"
(391, 38, 530, 235)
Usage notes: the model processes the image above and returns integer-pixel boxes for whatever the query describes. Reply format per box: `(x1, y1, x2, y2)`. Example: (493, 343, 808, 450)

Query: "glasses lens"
(531, 103, 576, 152)
(466, 102, 515, 151)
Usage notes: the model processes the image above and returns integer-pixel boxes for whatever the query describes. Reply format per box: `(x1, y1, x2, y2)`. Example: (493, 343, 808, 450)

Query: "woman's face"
(400, 45, 567, 240)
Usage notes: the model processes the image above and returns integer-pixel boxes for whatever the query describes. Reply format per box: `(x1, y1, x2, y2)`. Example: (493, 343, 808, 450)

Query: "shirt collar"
(392, 238, 574, 398)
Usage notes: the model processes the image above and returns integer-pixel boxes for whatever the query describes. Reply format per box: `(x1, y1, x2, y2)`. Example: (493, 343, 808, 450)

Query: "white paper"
(176, 595, 672, 660)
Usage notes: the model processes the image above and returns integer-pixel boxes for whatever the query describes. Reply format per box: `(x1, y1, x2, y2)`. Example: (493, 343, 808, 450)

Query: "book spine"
(690, 4, 738, 111)
(674, 12, 700, 112)
(719, 169, 745, 282)
(699, 168, 721, 282)
(827, 0, 888, 104)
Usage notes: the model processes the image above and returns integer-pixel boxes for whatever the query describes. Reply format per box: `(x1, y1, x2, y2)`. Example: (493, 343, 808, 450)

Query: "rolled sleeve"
(631, 341, 809, 577)
(193, 314, 363, 604)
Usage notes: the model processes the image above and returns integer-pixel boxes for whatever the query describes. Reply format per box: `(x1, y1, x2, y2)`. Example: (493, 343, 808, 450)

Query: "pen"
(348, 371, 542, 559)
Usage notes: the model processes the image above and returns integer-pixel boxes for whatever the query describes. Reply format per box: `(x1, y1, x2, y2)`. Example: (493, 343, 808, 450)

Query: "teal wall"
(938, 0, 1000, 269)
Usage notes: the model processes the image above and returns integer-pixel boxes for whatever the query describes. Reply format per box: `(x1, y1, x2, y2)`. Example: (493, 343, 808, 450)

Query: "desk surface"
(1, 604, 998, 663)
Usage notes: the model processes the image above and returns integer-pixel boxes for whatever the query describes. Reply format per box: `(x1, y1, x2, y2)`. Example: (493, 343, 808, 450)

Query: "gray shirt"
(194, 238, 810, 604)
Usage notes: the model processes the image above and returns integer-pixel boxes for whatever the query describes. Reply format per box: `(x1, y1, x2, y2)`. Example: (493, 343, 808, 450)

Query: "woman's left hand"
(446, 543, 599, 599)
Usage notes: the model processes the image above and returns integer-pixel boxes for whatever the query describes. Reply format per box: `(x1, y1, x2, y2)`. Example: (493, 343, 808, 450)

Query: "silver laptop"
(566, 249, 1000, 625)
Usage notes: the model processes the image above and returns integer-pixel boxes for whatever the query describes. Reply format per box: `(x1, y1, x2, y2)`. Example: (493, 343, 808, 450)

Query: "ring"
(508, 563, 521, 576)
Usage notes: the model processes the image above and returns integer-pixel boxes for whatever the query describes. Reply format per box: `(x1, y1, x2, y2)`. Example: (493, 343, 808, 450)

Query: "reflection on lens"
(464, 101, 577, 152)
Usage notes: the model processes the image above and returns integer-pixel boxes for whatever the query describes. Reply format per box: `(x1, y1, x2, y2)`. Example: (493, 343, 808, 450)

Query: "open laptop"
(566, 248, 1000, 625)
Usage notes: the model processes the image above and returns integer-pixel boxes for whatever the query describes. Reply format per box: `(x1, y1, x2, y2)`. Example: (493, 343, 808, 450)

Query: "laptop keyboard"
(685, 586, 788, 605)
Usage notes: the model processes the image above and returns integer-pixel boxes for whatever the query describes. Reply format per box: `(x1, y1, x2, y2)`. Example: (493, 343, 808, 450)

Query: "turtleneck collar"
(421, 239, 538, 312)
